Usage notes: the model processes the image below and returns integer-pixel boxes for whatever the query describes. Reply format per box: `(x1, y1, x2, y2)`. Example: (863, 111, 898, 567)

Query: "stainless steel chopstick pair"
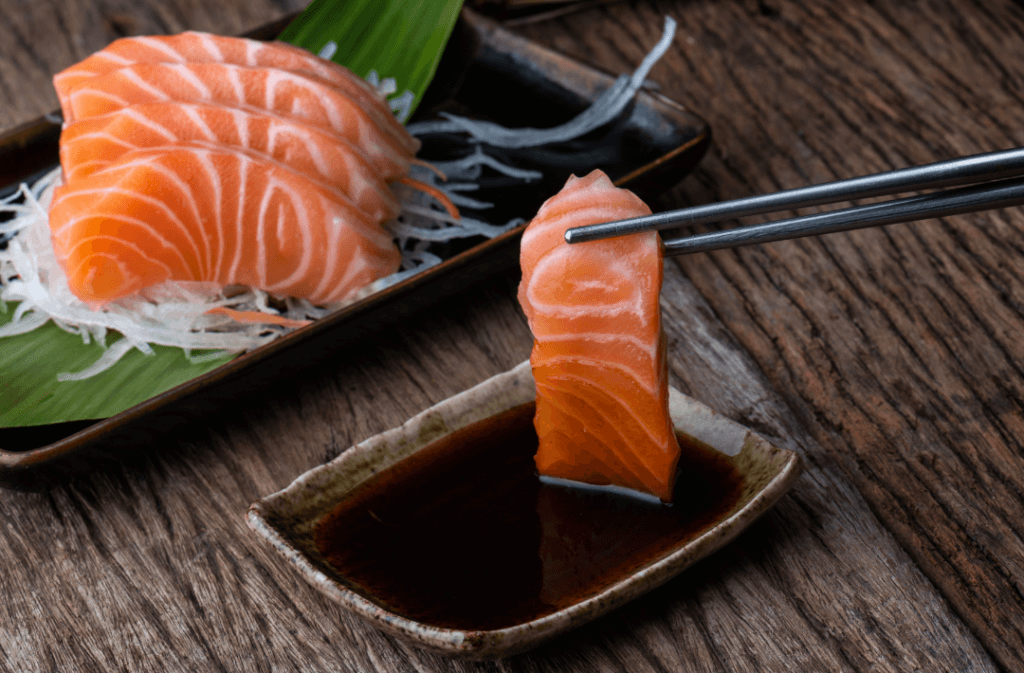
(563, 146, 1024, 255)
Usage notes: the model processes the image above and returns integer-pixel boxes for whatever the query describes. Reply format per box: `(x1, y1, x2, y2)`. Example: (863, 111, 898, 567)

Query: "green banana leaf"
(0, 0, 463, 428)
(0, 308, 235, 427)
(278, 0, 463, 121)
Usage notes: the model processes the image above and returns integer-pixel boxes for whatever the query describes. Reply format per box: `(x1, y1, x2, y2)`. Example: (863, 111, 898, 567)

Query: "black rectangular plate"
(0, 8, 709, 488)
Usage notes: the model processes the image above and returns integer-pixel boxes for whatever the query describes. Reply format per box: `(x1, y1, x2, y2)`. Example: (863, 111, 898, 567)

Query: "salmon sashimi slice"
(517, 170, 681, 502)
(61, 62, 413, 180)
(59, 102, 400, 222)
(52, 32, 414, 155)
(48, 145, 400, 307)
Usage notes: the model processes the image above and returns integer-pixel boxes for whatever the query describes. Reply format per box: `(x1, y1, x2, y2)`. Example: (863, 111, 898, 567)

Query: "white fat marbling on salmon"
(60, 152, 213, 276)
(532, 331, 655, 370)
(59, 211, 192, 279)
(68, 227, 183, 280)
(525, 245, 650, 321)
(244, 40, 259, 68)
(66, 129, 135, 150)
(70, 246, 173, 299)
(196, 33, 224, 61)
(227, 155, 249, 282)
(121, 66, 182, 100)
(65, 157, 118, 179)
(226, 66, 246, 107)
(116, 156, 211, 274)
(66, 87, 132, 120)
(532, 376, 664, 486)
(177, 104, 218, 142)
(235, 106, 250, 150)
(259, 178, 311, 292)
(192, 148, 224, 280)
(94, 52, 132, 67)
(132, 36, 184, 60)
(166, 63, 213, 99)
(118, 107, 178, 140)
(253, 181, 275, 289)
(52, 53, 127, 91)
(270, 123, 327, 175)
(50, 185, 202, 272)
(534, 354, 669, 447)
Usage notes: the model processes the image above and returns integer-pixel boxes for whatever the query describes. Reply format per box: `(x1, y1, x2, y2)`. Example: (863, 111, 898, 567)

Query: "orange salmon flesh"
(49, 32, 419, 308)
(518, 170, 681, 502)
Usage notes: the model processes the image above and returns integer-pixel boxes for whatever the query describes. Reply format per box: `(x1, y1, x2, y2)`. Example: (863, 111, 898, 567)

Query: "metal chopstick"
(563, 145, 1024, 244)
(660, 175, 1024, 256)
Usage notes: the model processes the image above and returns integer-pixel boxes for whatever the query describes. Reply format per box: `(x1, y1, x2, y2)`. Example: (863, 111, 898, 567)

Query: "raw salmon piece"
(48, 145, 400, 307)
(61, 62, 413, 180)
(59, 102, 400, 222)
(518, 170, 681, 502)
(52, 32, 414, 156)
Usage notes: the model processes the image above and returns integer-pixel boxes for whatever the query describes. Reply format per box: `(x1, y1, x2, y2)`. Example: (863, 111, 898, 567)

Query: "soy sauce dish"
(246, 361, 802, 659)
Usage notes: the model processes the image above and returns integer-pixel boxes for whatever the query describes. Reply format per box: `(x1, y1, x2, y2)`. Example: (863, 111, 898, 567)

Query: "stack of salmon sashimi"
(49, 32, 422, 308)
(518, 170, 681, 502)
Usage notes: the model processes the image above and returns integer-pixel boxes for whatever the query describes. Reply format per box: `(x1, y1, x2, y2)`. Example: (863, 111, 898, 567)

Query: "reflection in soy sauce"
(314, 402, 744, 631)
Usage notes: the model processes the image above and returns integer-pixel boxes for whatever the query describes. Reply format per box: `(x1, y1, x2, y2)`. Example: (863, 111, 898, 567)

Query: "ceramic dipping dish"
(247, 361, 802, 659)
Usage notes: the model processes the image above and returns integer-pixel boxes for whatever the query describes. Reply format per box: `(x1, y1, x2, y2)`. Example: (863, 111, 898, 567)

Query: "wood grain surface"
(1, 0, 1022, 671)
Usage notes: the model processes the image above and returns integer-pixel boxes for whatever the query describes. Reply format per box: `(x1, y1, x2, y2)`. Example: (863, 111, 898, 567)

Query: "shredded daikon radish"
(0, 17, 676, 380)
(56, 338, 140, 381)
(317, 41, 338, 60)
(441, 190, 493, 210)
(406, 17, 676, 148)
(430, 146, 544, 181)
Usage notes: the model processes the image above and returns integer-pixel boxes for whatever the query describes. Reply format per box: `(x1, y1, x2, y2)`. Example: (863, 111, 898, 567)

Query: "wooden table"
(2, 0, 1023, 670)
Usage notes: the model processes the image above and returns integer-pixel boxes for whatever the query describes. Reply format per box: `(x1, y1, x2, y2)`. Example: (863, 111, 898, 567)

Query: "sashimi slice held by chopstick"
(518, 170, 681, 502)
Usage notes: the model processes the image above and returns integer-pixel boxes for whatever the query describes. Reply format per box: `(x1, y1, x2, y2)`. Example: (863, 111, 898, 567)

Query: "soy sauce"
(314, 402, 744, 631)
